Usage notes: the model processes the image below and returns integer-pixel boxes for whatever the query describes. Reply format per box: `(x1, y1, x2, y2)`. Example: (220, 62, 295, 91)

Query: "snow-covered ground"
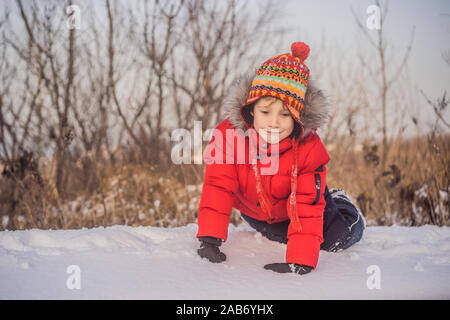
(0, 223, 449, 299)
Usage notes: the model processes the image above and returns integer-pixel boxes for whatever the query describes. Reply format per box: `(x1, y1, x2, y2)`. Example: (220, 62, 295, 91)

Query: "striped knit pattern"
(246, 49, 311, 125)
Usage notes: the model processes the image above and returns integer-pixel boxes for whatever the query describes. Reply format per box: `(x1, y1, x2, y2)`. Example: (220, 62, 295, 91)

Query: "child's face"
(251, 97, 294, 144)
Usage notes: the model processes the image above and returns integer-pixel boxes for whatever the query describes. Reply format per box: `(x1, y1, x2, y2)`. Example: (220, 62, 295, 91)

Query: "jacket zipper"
(311, 165, 323, 205)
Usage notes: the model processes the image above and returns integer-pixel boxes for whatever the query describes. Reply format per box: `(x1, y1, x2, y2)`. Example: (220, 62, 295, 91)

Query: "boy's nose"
(268, 115, 280, 127)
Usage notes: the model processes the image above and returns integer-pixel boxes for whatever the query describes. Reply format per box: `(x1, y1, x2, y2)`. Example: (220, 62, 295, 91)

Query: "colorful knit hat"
(241, 42, 311, 132)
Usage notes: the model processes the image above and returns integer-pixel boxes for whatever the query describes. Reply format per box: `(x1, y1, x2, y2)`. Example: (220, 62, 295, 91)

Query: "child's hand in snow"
(197, 236, 226, 263)
(264, 263, 313, 275)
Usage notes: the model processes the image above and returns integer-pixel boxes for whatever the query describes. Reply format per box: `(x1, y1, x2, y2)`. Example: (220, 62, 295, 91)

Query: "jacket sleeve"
(196, 122, 238, 242)
(285, 136, 330, 268)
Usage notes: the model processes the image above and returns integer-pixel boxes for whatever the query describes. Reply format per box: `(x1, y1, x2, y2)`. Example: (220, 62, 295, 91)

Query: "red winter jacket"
(196, 74, 330, 269)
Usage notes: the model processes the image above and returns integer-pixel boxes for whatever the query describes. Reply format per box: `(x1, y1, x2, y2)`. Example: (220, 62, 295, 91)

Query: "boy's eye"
(260, 111, 269, 114)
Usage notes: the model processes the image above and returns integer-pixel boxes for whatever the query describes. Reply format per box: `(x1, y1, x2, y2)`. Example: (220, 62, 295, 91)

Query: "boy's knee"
(321, 210, 365, 252)
(340, 218, 365, 250)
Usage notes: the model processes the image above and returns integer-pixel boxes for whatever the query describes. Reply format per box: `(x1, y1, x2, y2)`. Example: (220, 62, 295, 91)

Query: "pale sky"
(260, 0, 450, 134)
(1, 0, 449, 141)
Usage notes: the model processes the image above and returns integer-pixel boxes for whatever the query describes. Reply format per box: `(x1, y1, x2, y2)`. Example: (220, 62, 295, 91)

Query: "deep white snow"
(0, 223, 449, 299)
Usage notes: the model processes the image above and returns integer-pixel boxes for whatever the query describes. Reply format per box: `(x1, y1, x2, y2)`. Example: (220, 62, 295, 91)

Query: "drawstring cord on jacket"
(288, 137, 302, 232)
(252, 161, 273, 219)
(249, 124, 274, 220)
(251, 133, 302, 232)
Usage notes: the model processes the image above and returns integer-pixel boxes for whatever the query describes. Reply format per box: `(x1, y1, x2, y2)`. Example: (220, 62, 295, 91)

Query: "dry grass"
(326, 134, 449, 226)
(0, 158, 203, 230)
(1, 134, 448, 230)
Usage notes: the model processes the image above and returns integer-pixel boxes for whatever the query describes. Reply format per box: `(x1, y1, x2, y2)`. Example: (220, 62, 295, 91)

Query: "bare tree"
(0, 2, 42, 164)
(170, 0, 279, 132)
(0, 0, 284, 224)
(141, 0, 183, 163)
(352, 0, 415, 170)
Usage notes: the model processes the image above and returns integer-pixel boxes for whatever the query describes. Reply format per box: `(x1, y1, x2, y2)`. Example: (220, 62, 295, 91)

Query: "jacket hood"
(224, 69, 330, 140)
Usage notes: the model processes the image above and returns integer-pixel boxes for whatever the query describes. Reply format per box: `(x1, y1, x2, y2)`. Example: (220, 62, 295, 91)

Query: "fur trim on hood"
(224, 70, 329, 140)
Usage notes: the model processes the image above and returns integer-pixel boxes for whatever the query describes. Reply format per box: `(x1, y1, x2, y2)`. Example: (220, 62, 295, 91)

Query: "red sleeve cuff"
(286, 233, 322, 268)
(196, 208, 230, 241)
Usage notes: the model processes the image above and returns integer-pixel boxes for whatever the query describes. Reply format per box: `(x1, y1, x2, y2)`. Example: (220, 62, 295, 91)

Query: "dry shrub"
(0, 142, 241, 231)
(0, 160, 204, 230)
(2, 133, 448, 230)
(0, 151, 52, 230)
(326, 134, 449, 226)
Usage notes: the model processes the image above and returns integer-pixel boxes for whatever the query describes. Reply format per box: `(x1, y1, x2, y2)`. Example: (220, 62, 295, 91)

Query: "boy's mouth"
(261, 128, 281, 133)
(264, 129, 282, 136)
(259, 129, 282, 143)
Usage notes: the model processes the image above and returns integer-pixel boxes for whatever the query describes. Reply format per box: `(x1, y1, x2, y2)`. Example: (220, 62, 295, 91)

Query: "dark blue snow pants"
(240, 186, 365, 252)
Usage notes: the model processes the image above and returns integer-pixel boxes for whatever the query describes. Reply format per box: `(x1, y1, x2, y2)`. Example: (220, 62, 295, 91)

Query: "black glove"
(264, 263, 313, 275)
(197, 236, 226, 263)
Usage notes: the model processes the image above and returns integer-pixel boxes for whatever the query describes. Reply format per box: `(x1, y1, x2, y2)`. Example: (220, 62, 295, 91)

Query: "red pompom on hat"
(291, 42, 310, 61)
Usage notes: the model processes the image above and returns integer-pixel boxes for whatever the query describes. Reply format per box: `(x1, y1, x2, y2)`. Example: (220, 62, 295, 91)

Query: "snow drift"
(0, 223, 449, 299)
